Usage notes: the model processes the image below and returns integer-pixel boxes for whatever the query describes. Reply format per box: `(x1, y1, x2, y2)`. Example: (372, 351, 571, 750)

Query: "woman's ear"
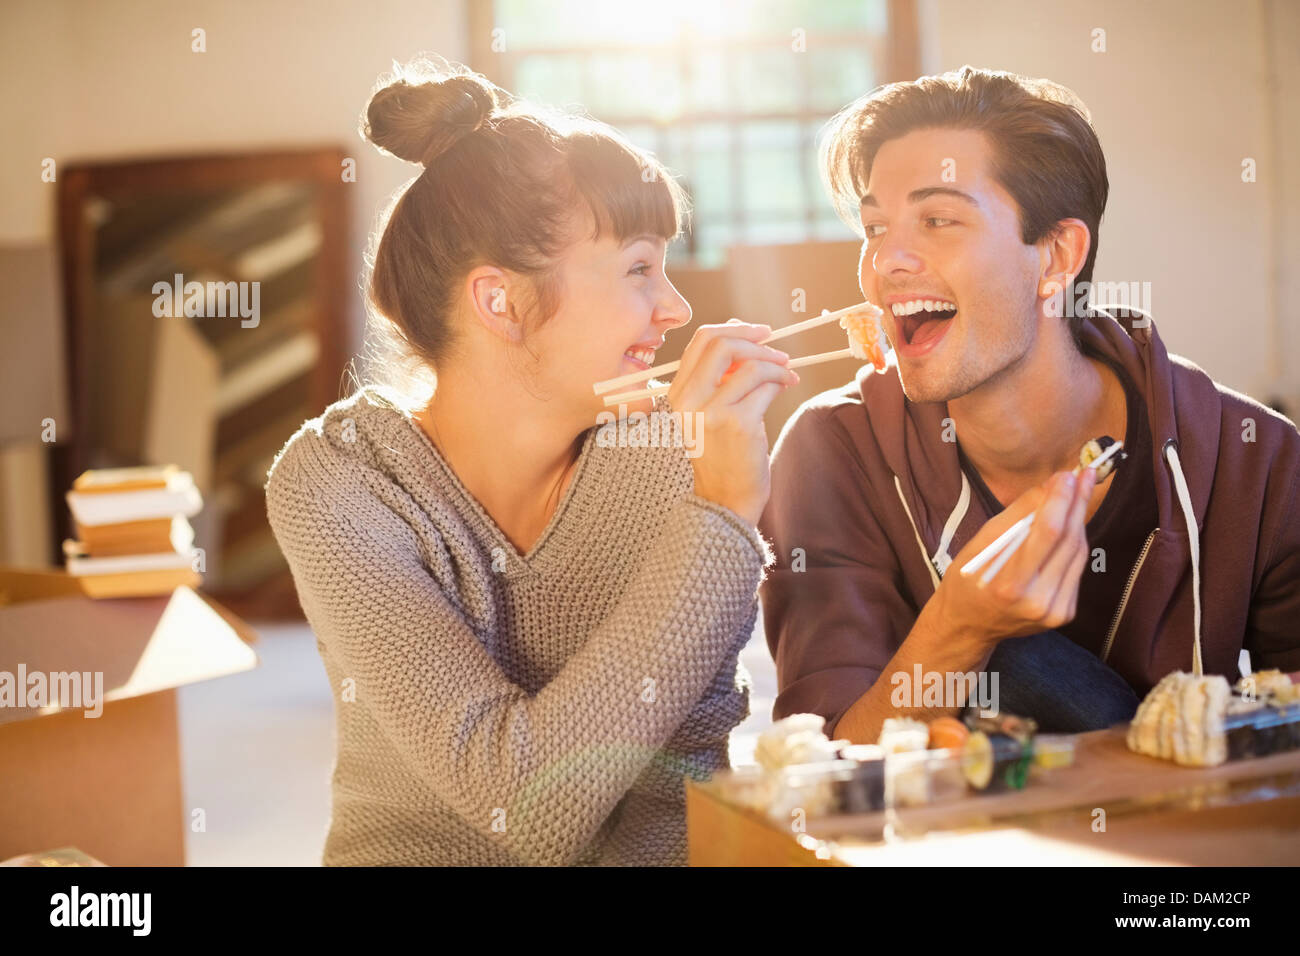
(465, 266, 525, 344)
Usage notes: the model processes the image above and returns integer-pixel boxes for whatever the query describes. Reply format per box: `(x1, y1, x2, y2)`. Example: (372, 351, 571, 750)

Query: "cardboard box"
(0, 567, 258, 865)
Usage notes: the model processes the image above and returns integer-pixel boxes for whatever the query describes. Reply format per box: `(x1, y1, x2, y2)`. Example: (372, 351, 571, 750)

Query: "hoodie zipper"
(1100, 529, 1157, 663)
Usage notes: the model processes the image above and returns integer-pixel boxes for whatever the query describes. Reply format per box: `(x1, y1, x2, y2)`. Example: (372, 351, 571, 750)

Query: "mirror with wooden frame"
(53, 148, 351, 619)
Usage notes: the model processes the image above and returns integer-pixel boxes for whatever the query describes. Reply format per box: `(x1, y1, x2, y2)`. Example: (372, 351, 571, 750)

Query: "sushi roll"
(962, 731, 1032, 791)
(1078, 435, 1128, 481)
(766, 761, 844, 822)
(1126, 672, 1232, 766)
(878, 717, 930, 754)
(834, 745, 887, 812)
(754, 713, 839, 770)
(927, 716, 970, 752)
(1239, 669, 1300, 705)
(1173, 673, 1231, 766)
(885, 750, 932, 807)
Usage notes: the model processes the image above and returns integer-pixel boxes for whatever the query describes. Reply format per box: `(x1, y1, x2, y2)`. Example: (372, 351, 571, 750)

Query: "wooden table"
(687, 726, 1300, 866)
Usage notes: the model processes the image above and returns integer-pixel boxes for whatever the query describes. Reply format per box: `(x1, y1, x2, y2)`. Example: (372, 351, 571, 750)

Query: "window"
(472, 0, 915, 268)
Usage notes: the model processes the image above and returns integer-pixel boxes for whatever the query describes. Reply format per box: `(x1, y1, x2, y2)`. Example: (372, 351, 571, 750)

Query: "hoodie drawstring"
(934, 473, 971, 578)
(1163, 440, 1203, 676)
(894, 472, 971, 592)
(897, 450, 1203, 677)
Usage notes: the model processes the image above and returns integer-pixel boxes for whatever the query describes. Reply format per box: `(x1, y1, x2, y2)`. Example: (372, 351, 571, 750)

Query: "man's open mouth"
(892, 298, 958, 347)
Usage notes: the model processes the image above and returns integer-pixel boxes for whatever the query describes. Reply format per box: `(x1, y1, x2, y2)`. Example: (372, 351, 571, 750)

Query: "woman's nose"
(657, 282, 692, 330)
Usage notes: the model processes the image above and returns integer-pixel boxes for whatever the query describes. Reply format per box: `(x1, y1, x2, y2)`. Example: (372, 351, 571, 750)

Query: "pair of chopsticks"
(592, 303, 873, 407)
(959, 440, 1125, 586)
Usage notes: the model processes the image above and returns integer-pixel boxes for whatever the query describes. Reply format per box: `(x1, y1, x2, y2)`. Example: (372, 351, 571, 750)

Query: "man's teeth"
(891, 299, 957, 316)
(624, 346, 656, 365)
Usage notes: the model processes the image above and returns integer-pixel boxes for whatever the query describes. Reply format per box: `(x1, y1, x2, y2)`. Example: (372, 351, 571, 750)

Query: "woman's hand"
(668, 319, 798, 525)
(930, 465, 1098, 650)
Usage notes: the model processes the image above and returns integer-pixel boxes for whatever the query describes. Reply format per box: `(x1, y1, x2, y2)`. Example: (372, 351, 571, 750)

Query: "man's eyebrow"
(860, 186, 981, 209)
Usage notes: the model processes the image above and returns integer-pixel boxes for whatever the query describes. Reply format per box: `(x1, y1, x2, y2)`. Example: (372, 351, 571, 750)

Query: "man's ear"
(465, 266, 524, 344)
(1036, 218, 1091, 297)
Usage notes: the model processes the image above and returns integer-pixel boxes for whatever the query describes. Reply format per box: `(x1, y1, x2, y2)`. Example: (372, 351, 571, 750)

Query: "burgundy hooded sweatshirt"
(759, 308, 1300, 735)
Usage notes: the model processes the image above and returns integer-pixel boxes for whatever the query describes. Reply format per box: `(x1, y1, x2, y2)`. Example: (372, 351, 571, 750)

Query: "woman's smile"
(623, 343, 658, 370)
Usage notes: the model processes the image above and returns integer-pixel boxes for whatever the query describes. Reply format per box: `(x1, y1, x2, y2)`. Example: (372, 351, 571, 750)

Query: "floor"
(177, 617, 778, 866)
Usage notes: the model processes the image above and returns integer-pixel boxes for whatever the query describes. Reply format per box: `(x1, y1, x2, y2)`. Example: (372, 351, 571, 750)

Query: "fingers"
(964, 484, 1046, 557)
(675, 320, 773, 388)
(1043, 539, 1089, 626)
(732, 380, 785, 423)
(998, 465, 1095, 622)
(1001, 470, 1082, 587)
(673, 335, 790, 411)
(705, 357, 798, 409)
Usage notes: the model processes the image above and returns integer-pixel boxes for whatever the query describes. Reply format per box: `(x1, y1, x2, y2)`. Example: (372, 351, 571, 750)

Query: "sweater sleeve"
(758, 404, 920, 737)
(265, 432, 769, 866)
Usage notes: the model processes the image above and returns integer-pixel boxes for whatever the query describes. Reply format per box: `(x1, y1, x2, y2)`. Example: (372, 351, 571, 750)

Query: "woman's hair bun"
(361, 59, 499, 167)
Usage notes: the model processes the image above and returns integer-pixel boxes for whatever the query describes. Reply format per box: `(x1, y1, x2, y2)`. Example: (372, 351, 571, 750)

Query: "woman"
(264, 56, 798, 866)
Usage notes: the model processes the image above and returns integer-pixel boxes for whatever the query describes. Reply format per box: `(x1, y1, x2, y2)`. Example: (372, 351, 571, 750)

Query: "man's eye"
(925, 217, 955, 227)
(864, 224, 886, 239)
(629, 263, 651, 276)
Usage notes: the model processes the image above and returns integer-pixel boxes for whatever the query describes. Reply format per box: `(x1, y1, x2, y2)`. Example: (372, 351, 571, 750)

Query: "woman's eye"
(629, 263, 651, 276)
(864, 224, 886, 239)
(925, 217, 955, 228)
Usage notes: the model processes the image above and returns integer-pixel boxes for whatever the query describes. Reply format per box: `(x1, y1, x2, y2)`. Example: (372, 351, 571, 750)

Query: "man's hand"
(932, 466, 1098, 649)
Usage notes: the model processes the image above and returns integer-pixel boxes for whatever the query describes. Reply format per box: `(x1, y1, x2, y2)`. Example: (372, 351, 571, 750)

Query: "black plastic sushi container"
(1224, 702, 1300, 759)
(833, 744, 887, 812)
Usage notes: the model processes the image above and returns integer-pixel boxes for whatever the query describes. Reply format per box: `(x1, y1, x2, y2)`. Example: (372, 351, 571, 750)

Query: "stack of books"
(62, 465, 203, 598)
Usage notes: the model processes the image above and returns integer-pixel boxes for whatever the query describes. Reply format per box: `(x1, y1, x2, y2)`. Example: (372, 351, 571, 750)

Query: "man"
(759, 66, 1300, 742)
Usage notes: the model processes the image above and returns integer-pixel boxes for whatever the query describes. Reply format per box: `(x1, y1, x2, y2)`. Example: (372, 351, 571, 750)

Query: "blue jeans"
(964, 630, 1141, 733)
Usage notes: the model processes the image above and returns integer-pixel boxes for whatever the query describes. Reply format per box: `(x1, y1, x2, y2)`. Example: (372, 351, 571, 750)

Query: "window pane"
(495, 0, 681, 48)
(802, 0, 887, 33)
(742, 220, 809, 245)
(689, 122, 734, 218)
(808, 47, 877, 112)
(616, 123, 659, 153)
(685, 50, 729, 116)
(735, 48, 801, 114)
(814, 213, 858, 242)
(690, 221, 733, 268)
(513, 54, 585, 112)
(725, 0, 883, 39)
(585, 53, 681, 121)
(740, 121, 803, 219)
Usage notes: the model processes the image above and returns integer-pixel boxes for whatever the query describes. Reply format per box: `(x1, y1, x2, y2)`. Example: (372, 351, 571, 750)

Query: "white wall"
(920, 0, 1299, 410)
(0, 0, 469, 563)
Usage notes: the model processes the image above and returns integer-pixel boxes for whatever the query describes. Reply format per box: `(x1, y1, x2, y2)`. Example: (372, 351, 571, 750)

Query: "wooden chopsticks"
(594, 303, 876, 408)
(959, 440, 1125, 586)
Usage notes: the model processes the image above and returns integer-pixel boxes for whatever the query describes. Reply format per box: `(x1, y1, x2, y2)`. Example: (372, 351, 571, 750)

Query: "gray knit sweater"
(263, 385, 772, 866)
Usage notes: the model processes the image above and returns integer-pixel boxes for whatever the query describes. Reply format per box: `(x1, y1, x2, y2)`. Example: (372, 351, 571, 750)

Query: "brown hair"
(355, 55, 688, 407)
(821, 65, 1108, 348)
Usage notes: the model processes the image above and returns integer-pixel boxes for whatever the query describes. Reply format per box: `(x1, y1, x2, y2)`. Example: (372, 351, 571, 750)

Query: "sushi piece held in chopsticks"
(1079, 435, 1128, 481)
(595, 300, 889, 406)
(839, 301, 889, 372)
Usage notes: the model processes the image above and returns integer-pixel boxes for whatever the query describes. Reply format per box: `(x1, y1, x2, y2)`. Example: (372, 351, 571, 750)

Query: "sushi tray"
(698, 670, 1300, 848)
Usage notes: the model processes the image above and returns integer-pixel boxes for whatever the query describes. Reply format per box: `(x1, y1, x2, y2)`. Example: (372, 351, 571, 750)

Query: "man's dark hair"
(821, 65, 1109, 348)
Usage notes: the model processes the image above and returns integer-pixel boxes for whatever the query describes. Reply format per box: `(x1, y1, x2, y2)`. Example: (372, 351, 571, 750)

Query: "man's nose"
(872, 227, 925, 277)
